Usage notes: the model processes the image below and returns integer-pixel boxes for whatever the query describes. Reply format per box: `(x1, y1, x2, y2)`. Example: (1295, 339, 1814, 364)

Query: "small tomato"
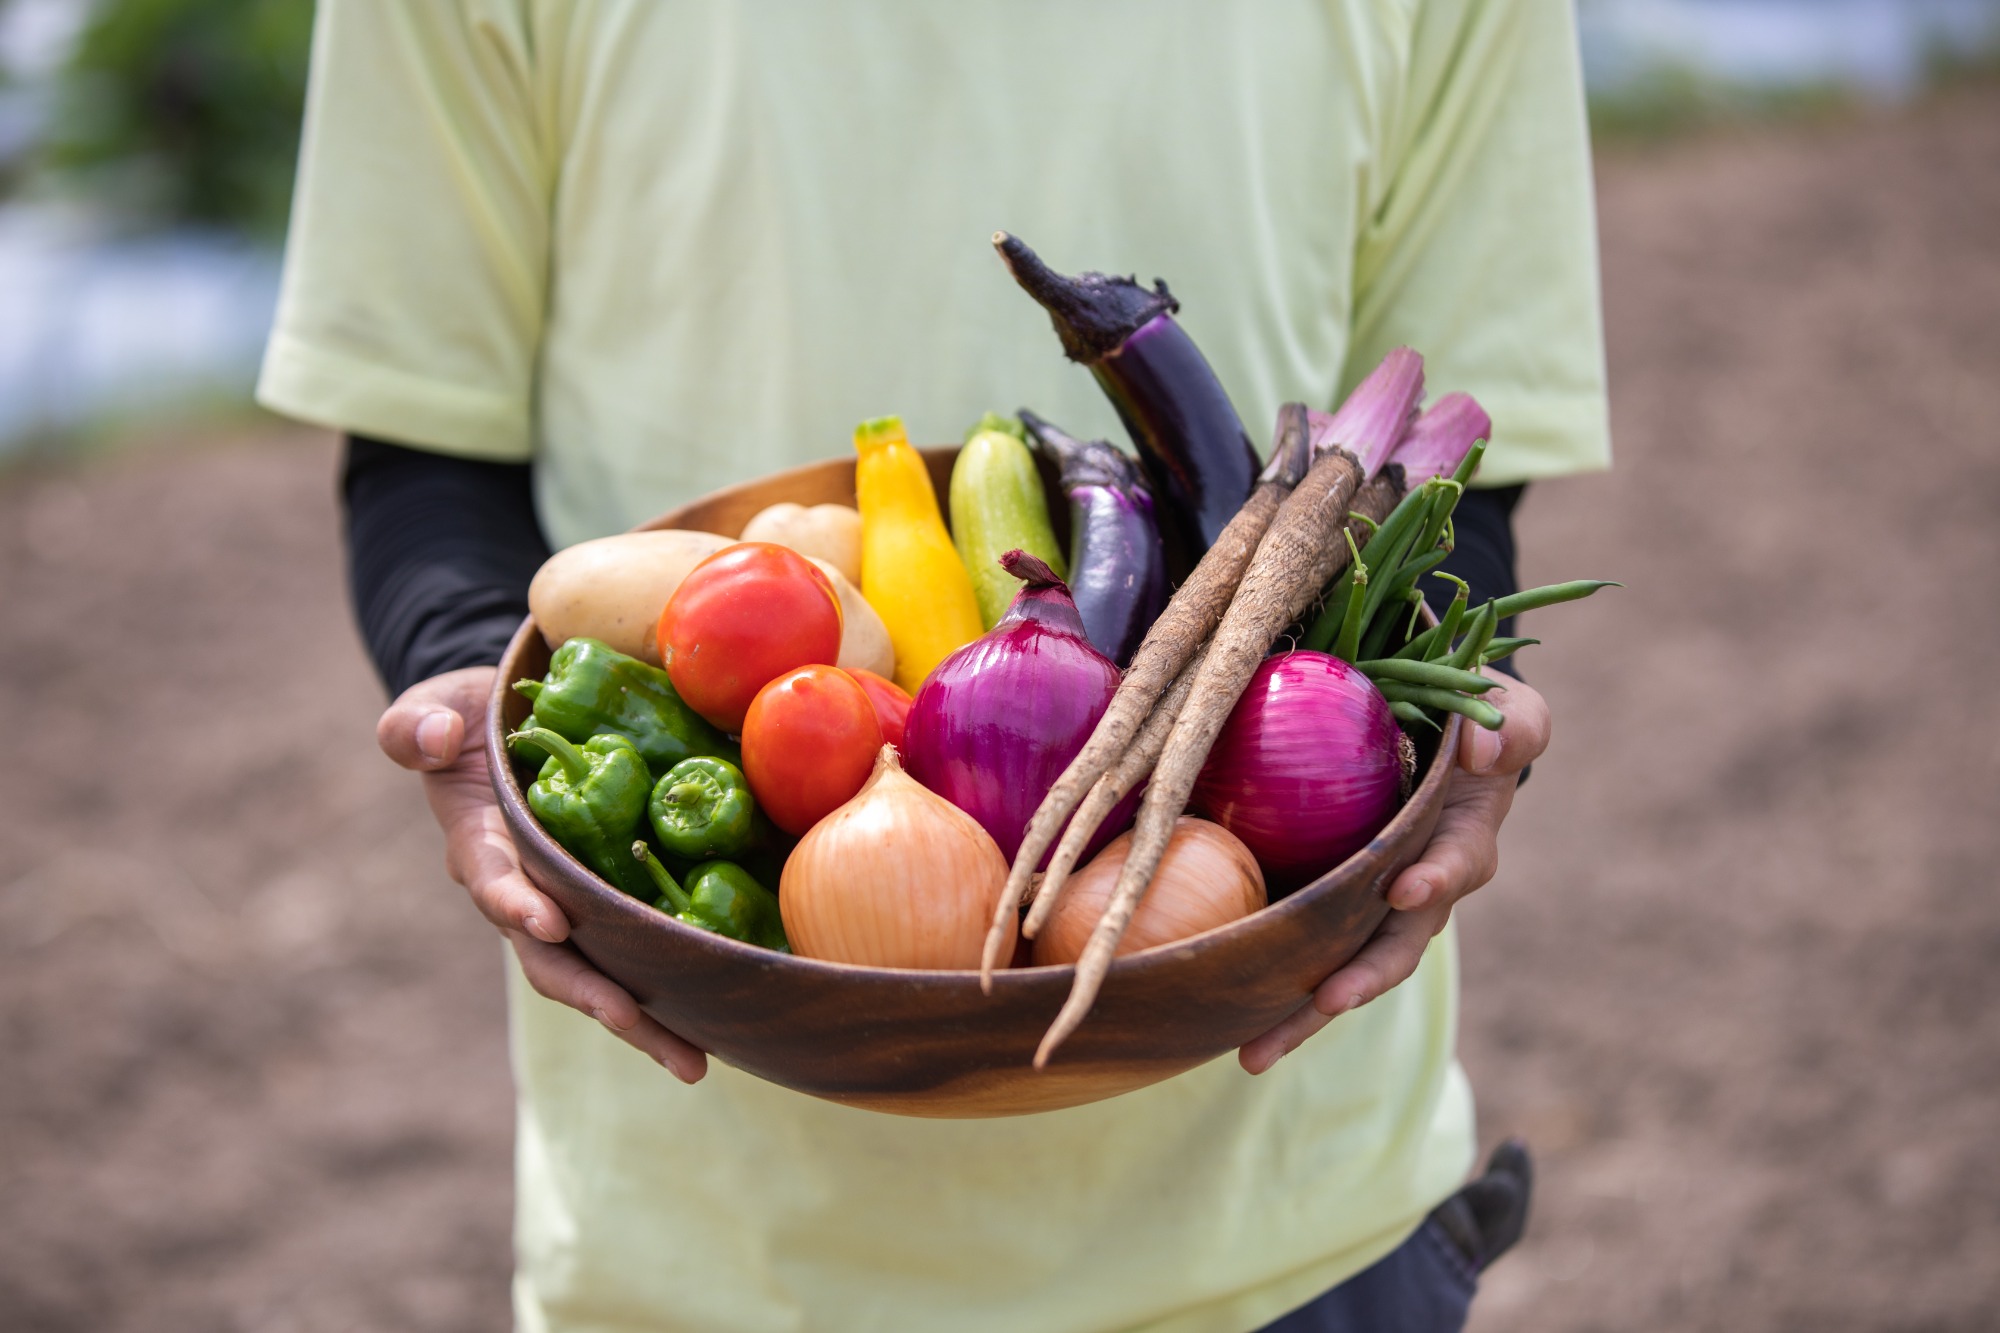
(659, 543, 843, 732)
(742, 666, 883, 835)
(848, 668, 913, 753)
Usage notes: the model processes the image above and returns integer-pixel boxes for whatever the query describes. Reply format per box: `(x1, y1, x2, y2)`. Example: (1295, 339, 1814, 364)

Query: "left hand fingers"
(1384, 777, 1509, 911)
(1238, 899, 1451, 1075)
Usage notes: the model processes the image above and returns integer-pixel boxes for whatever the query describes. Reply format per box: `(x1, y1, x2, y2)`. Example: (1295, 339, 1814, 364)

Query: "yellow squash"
(854, 416, 983, 693)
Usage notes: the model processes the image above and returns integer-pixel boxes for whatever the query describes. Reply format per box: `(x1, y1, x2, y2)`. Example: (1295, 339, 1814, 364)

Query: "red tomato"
(847, 668, 913, 753)
(742, 666, 884, 835)
(659, 543, 843, 732)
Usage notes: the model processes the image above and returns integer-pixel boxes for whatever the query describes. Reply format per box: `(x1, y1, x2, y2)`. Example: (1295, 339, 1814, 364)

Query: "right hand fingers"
(383, 667, 707, 1081)
(431, 784, 570, 945)
(377, 666, 495, 771)
(508, 931, 710, 1083)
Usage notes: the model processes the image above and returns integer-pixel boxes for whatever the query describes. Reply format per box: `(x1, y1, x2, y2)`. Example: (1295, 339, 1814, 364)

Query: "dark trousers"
(1254, 1218, 1479, 1333)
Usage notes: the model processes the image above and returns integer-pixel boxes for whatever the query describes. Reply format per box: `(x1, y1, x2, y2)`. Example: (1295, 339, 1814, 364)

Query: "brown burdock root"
(1018, 641, 1209, 945)
(1031, 350, 1426, 1065)
(990, 408, 1314, 973)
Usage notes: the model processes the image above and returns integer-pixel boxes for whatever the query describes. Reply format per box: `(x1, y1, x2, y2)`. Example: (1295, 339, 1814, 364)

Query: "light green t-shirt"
(261, 3, 1608, 1330)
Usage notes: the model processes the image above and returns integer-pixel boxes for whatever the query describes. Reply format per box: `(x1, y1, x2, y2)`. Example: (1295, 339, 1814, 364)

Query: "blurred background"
(3, 1, 1997, 1329)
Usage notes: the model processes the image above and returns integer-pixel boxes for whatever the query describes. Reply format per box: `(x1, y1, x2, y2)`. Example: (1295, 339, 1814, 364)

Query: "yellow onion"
(1031, 817, 1264, 965)
(781, 746, 1015, 968)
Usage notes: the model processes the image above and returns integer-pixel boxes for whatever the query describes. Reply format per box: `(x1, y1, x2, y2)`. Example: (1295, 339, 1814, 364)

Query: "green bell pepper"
(514, 637, 737, 775)
(632, 843, 789, 952)
(507, 712, 552, 763)
(512, 728, 653, 899)
(648, 756, 758, 861)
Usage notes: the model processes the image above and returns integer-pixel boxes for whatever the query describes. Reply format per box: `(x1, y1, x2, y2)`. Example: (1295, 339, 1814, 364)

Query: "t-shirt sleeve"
(256, 0, 549, 462)
(1342, 0, 1611, 486)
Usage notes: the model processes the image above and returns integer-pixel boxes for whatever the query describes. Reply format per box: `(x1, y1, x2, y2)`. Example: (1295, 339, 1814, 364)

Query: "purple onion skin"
(1020, 410, 1169, 667)
(1191, 652, 1405, 895)
(903, 559, 1136, 865)
(1093, 314, 1261, 571)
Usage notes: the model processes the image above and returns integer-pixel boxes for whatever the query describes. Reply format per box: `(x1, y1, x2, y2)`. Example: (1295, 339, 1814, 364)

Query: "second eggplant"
(1019, 409, 1168, 668)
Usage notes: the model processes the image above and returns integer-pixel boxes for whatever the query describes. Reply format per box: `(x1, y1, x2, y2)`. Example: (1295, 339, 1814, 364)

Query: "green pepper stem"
(514, 678, 544, 701)
(631, 842, 693, 914)
(511, 727, 590, 780)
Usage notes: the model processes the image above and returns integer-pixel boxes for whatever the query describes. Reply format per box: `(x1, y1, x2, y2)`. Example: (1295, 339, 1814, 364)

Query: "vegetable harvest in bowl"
(488, 235, 1614, 1117)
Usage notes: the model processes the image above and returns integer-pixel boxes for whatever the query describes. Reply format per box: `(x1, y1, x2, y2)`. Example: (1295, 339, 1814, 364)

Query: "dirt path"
(4, 86, 1997, 1333)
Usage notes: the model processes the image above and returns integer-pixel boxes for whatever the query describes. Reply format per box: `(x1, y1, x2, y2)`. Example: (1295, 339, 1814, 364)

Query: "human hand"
(377, 666, 708, 1082)
(1238, 671, 1550, 1074)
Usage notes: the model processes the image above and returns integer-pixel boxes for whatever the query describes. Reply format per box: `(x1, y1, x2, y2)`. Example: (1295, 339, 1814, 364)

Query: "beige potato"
(807, 557, 896, 680)
(739, 502, 863, 585)
(528, 529, 732, 661)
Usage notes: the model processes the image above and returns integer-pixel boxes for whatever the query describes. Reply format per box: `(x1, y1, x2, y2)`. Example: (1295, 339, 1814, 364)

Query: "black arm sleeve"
(340, 436, 552, 698)
(1427, 483, 1524, 679)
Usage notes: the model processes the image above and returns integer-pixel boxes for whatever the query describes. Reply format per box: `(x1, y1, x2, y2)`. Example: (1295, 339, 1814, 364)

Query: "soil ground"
(4, 86, 1998, 1333)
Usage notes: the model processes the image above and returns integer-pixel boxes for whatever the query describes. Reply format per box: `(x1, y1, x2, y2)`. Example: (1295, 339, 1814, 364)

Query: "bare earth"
(4, 87, 1997, 1333)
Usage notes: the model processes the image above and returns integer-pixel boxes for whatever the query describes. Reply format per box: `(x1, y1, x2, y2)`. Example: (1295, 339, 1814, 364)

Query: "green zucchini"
(949, 413, 1068, 628)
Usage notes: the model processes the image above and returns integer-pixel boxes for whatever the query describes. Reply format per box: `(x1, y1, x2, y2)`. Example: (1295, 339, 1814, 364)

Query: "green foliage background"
(38, 0, 313, 236)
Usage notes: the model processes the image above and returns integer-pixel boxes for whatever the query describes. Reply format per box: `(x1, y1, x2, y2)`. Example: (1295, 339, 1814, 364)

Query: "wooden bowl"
(489, 451, 1460, 1117)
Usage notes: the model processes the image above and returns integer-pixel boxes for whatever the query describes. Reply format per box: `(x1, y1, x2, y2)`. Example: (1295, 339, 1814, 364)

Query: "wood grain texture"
(489, 451, 1459, 1117)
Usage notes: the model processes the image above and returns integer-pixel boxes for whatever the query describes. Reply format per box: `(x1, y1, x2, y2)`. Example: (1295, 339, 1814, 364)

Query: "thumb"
(377, 667, 493, 771)
(1457, 671, 1549, 778)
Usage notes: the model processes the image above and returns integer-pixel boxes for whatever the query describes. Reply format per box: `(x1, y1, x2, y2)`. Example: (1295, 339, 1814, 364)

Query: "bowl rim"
(487, 447, 1461, 989)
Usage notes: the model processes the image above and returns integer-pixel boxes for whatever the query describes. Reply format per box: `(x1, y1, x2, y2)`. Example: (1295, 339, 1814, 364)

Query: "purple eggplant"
(1018, 409, 1168, 668)
(994, 233, 1260, 572)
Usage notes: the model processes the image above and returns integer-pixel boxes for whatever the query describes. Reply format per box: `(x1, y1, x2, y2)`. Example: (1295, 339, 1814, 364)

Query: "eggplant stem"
(991, 232, 1178, 364)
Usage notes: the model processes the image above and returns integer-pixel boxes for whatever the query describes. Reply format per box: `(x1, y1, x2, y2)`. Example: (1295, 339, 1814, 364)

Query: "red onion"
(1190, 651, 1406, 893)
(905, 551, 1135, 864)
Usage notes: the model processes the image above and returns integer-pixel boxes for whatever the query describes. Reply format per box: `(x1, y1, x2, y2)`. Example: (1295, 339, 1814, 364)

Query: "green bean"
(1400, 586, 1427, 642)
(1358, 587, 1423, 664)
(1306, 484, 1432, 651)
(1405, 575, 1469, 661)
(1357, 483, 1433, 568)
(1388, 701, 1440, 731)
(1410, 478, 1462, 565)
(1445, 602, 1498, 669)
(1479, 636, 1540, 664)
(1449, 439, 1487, 489)
(1487, 580, 1621, 618)
(1358, 494, 1436, 627)
(1376, 681, 1505, 730)
(1330, 529, 1370, 663)
(1359, 548, 1451, 661)
(1394, 578, 1617, 661)
(1356, 659, 1498, 692)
